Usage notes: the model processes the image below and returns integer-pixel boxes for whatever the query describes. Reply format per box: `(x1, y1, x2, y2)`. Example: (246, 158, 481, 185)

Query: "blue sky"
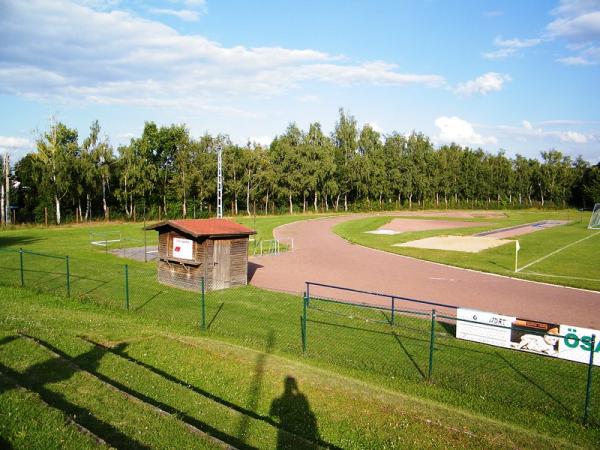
(0, 0, 599, 161)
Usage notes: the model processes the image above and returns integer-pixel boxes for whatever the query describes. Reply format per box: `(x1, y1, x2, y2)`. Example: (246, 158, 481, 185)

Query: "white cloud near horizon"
(434, 116, 498, 147)
(454, 72, 511, 96)
(0, 0, 446, 114)
(245, 136, 272, 147)
(480, 119, 595, 145)
(0, 136, 34, 160)
(0, 136, 32, 149)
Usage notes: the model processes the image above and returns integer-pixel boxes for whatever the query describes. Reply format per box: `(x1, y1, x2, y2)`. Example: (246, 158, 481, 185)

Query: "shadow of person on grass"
(269, 376, 320, 449)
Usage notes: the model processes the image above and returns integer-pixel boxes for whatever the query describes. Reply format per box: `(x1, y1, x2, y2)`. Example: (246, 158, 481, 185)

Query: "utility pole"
(4, 152, 10, 225)
(217, 144, 223, 219)
(0, 156, 4, 226)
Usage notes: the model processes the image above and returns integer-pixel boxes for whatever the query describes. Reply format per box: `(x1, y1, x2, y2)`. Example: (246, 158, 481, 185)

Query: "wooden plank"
(212, 240, 231, 290)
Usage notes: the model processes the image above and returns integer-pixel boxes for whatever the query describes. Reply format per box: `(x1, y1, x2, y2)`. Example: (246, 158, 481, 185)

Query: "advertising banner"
(456, 308, 600, 366)
(558, 325, 600, 365)
(172, 237, 193, 260)
(456, 308, 515, 348)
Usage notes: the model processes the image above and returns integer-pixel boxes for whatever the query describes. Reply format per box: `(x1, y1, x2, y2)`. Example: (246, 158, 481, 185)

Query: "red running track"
(249, 215, 600, 328)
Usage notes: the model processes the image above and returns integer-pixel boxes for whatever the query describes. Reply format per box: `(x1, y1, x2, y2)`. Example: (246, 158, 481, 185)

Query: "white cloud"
(559, 55, 593, 64)
(547, 11, 600, 40)
(483, 48, 518, 60)
(0, 0, 445, 112)
(557, 45, 600, 64)
(496, 37, 543, 48)
(149, 8, 200, 22)
(246, 136, 272, 147)
(483, 10, 503, 18)
(483, 36, 542, 59)
(454, 72, 511, 96)
(434, 116, 497, 147)
(366, 122, 384, 133)
(71, 0, 120, 9)
(538, 119, 600, 125)
(548, 1, 600, 64)
(0, 136, 32, 149)
(296, 94, 320, 103)
(183, 0, 206, 6)
(552, 0, 600, 16)
(481, 120, 594, 145)
(561, 130, 588, 143)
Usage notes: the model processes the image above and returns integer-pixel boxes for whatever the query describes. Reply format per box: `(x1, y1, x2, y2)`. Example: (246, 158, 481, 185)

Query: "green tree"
(332, 109, 358, 210)
(35, 121, 79, 224)
(270, 124, 304, 214)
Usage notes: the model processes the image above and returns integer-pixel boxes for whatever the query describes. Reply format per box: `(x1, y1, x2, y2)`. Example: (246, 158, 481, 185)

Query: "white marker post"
(515, 240, 520, 272)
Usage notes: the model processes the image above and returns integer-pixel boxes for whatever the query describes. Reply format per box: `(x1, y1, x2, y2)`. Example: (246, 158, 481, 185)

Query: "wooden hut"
(147, 219, 256, 291)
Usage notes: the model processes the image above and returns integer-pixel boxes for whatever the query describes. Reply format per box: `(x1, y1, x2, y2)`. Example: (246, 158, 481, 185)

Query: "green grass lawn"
(1, 285, 597, 449)
(333, 210, 600, 291)
(0, 214, 599, 448)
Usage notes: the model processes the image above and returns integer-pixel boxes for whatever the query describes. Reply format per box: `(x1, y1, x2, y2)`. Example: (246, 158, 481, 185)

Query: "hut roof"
(146, 218, 256, 238)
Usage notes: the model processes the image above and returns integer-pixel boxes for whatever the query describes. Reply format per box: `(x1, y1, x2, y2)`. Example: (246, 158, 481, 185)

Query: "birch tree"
(35, 121, 78, 224)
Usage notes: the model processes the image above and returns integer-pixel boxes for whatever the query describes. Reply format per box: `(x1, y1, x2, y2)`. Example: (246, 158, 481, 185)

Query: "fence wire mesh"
(431, 315, 598, 427)
(302, 282, 600, 428)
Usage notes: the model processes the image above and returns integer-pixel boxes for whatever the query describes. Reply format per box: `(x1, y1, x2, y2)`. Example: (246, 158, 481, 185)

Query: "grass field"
(333, 210, 600, 291)
(1, 286, 599, 449)
(0, 214, 599, 448)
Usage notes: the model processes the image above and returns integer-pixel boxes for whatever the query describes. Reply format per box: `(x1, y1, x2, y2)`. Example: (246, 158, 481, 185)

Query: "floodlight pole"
(217, 144, 223, 219)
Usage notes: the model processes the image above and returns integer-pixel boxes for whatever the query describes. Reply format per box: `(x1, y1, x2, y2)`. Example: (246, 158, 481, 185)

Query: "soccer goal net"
(589, 204, 600, 229)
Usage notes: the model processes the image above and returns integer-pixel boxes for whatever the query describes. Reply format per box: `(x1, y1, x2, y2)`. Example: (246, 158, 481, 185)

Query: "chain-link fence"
(302, 282, 599, 428)
(0, 247, 597, 430)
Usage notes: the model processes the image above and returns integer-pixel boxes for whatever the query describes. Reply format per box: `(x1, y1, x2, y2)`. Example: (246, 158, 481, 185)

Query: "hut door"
(213, 240, 231, 290)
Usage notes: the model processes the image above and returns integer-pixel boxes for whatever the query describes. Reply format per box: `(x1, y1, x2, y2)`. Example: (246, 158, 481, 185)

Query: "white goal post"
(589, 203, 600, 229)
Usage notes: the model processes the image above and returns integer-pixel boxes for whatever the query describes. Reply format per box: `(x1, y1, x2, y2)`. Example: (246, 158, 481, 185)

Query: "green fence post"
(583, 334, 596, 425)
(65, 256, 71, 298)
(200, 277, 206, 330)
(124, 264, 129, 310)
(391, 297, 395, 326)
(428, 309, 436, 380)
(302, 293, 308, 353)
(19, 248, 24, 287)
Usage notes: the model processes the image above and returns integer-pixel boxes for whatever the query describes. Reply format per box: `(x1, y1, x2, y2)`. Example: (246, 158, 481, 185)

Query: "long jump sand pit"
(395, 235, 512, 253)
(367, 218, 490, 235)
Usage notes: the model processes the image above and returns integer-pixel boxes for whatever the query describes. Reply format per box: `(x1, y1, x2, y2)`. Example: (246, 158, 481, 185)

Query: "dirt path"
(249, 215, 600, 328)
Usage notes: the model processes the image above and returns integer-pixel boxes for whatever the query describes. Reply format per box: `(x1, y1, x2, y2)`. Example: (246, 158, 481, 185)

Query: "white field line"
(90, 239, 121, 246)
(519, 270, 600, 283)
(517, 230, 600, 273)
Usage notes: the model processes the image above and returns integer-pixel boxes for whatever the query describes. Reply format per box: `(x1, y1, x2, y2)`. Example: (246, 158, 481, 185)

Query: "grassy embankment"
(334, 209, 600, 291)
(1, 285, 598, 449)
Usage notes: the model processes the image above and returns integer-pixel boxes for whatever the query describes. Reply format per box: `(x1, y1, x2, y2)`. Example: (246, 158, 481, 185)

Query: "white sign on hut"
(147, 219, 256, 291)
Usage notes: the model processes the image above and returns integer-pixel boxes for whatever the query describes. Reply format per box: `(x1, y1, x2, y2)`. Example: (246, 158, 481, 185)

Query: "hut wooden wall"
(155, 229, 250, 292)
(157, 230, 206, 292)
(230, 237, 249, 287)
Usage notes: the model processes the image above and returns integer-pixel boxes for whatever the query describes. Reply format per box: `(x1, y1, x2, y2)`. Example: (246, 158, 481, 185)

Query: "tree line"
(7, 109, 600, 225)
